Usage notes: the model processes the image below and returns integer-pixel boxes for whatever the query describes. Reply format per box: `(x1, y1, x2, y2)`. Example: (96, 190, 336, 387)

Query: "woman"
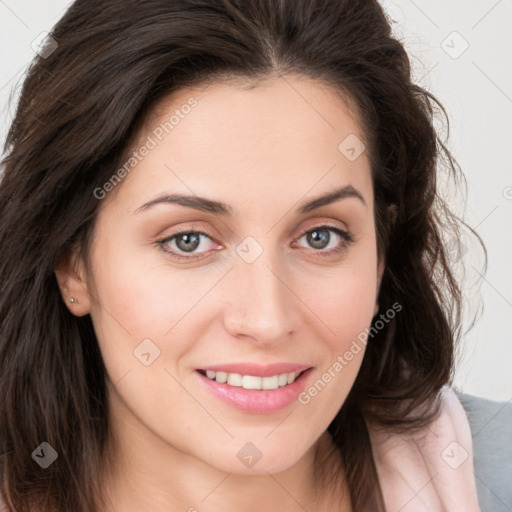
(0, 0, 483, 510)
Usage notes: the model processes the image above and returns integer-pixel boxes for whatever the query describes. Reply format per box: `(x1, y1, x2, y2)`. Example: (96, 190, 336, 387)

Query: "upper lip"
(197, 362, 312, 378)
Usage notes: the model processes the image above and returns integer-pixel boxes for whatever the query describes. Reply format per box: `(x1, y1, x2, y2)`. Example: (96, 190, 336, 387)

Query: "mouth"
(194, 365, 314, 414)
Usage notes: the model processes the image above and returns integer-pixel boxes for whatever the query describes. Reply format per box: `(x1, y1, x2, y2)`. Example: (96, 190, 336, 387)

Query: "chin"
(201, 441, 308, 476)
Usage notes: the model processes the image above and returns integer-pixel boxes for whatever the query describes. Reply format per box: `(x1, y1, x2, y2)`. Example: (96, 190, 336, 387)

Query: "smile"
(195, 363, 313, 414)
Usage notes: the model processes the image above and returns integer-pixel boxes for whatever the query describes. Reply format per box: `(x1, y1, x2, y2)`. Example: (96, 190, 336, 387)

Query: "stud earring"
(69, 297, 78, 304)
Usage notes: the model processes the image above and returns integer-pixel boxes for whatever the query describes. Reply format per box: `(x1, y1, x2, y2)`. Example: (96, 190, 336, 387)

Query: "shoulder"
(457, 391, 512, 512)
(368, 386, 481, 512)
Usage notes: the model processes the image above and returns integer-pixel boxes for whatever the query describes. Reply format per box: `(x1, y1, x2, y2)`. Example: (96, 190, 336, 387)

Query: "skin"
(56, 74, 383, 512)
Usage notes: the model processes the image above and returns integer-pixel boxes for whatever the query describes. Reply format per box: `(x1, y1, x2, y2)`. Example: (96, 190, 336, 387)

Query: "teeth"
(242, 375, 262, 389)
(262, 375, 279, 390)
(203, 370, 301, 389)
(227, 373, 243, 386)
(215, 371, 227, 383)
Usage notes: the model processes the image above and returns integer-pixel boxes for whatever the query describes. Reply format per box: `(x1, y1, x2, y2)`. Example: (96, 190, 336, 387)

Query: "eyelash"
(156, 224, 354, 261)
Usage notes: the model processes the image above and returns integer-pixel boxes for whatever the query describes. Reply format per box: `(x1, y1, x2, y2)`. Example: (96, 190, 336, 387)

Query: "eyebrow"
(134, 184, 366, 216)
(297, 185, 366, 213)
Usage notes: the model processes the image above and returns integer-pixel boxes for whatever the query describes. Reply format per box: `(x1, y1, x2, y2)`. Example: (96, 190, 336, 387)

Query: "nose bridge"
(223, 240, 298, 342)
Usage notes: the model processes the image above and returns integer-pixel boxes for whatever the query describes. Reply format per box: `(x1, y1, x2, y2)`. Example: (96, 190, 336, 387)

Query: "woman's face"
(60, 75, 381, 476)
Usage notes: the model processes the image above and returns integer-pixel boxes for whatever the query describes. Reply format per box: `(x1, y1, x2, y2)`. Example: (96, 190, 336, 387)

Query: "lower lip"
(195, 369, 313, 414)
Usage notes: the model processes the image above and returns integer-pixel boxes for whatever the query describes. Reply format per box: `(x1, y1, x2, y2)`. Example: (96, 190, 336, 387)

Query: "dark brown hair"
(0, 0, 484, 510)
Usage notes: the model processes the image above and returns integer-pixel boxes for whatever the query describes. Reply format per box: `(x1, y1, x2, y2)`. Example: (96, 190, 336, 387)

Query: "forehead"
(109, 75, 373, 213)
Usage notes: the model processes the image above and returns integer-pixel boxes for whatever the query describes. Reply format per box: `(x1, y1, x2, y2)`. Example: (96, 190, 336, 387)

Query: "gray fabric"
(457, 392, 512, 512)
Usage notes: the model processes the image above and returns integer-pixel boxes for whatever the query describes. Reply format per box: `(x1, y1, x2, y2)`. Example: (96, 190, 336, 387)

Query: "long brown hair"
(0, 0, 484, 510)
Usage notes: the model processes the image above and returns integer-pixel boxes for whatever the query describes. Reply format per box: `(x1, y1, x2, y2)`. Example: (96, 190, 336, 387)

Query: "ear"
(54, 245, 92, 317)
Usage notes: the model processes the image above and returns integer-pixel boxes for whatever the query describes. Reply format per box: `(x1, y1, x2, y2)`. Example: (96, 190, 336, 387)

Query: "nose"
(222, 246, 301, 345)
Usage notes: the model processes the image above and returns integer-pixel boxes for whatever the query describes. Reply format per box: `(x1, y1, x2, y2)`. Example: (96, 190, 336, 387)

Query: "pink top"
(370, 386, 481, 511)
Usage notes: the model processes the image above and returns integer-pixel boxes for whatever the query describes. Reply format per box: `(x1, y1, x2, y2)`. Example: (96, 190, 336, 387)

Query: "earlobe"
(54, 248, 91, 317)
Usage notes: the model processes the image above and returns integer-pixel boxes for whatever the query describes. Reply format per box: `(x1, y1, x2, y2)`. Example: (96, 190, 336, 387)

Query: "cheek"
(293, 291, 376, 434)
(317, 267, 377, 342)
(87, 238, 225, 383)
(309, 269, 376, 362)
(292, 249, 378, 415)
(299, 245, 379, 350)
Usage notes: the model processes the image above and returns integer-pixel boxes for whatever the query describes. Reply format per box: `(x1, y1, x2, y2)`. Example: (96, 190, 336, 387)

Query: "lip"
(197, 362, 311, 377)
(195, 366, 314, 414)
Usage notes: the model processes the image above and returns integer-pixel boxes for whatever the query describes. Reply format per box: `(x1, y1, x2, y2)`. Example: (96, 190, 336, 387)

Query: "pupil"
(177, 233, 200, 252)
(308, 229, 329, 249)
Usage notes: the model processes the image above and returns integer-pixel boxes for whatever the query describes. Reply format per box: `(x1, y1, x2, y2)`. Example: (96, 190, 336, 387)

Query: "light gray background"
(1, 0, 510, 402)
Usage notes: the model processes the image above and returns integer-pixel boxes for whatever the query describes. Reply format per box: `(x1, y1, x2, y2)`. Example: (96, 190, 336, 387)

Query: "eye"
(156, 224, 354, 261)
(294, 225, 354, 255)
(156, 229, 218, 260)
